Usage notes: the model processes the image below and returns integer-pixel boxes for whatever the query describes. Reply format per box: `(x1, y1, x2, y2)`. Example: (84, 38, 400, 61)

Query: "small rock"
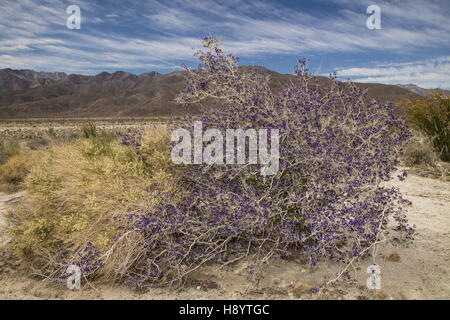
(376, 290, 389, 299)
(388, 253, 401, 262)
(33, 290, 43, 298)
(399, 292, 408, 300)
(293, 282, 312, 297)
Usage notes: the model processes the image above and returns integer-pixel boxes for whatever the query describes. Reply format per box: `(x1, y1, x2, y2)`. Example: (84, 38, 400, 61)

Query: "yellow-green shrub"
(400, 91, 450, 162)
(6, 125, 182, 280)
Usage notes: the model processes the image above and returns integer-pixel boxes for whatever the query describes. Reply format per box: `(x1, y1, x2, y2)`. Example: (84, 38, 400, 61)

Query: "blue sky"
(0, 0, 449, 88)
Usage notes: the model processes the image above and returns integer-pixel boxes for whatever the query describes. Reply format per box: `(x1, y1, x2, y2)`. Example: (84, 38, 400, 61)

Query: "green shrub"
(401, 91, 450, 162)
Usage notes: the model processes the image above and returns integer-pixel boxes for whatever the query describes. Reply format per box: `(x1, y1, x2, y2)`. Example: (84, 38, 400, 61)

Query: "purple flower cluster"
(58, 242, 105, 282)
(116, 129, 142, 148)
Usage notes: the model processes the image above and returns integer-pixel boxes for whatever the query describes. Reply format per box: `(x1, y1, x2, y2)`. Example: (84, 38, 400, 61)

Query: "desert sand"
(0, 172, 448, 300)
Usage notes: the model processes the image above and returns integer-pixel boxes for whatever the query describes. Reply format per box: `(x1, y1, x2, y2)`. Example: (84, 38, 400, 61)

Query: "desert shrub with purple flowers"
(113, 37, 414, 285)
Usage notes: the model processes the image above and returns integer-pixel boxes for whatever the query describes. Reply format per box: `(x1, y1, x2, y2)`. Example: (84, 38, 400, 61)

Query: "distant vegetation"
(400, 91, 450, 162)
(398, 91, 450, 181)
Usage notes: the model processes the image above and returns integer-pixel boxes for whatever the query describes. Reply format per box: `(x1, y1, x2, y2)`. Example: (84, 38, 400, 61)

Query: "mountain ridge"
(396, 83, 450, 97)
(0, 67, 421, 119)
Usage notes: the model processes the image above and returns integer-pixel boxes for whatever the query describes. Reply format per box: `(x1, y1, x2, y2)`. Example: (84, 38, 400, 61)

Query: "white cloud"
(336, 57, 450, 89)
(0, 0, 448, 77)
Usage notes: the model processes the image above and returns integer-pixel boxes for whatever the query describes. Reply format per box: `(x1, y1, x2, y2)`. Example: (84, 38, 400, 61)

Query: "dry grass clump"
(1, 135, 52, 193)
(406, 162, 450, 182)
(402, 134, 450, 181)
(0, 153, 32, 193)
(402, 135, 439, 167)
(79, 121, 97, 139)
(0, 138, 21, 165)
(0, 138, 35, 192)
(6, 125, 182, 281)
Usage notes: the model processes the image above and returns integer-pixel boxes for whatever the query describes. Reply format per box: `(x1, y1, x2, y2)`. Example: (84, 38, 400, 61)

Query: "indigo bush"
(113, 37, 414, 286)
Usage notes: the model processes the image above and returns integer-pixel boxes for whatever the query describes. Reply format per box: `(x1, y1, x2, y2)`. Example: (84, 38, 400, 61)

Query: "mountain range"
(396, 83, 450, 97)
(0, 67, 424, 119)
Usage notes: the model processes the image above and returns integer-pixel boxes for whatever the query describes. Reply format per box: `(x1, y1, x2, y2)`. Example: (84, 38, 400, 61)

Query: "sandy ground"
(0, 173, 448, 300)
